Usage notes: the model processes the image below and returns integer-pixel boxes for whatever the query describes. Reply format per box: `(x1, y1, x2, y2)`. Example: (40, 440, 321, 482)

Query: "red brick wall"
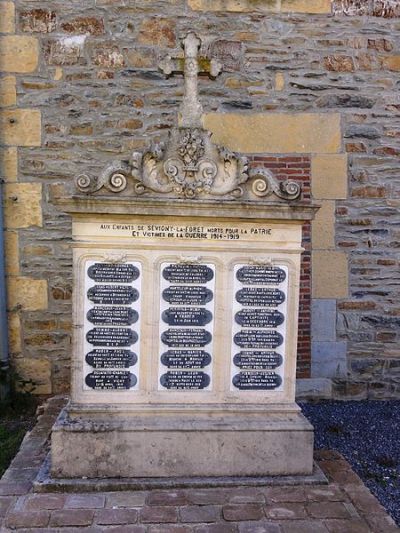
(250, 156, 312, 378)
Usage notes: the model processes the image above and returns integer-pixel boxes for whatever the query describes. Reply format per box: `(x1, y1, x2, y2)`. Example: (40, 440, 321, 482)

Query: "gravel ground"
(301, 400, 400, 526)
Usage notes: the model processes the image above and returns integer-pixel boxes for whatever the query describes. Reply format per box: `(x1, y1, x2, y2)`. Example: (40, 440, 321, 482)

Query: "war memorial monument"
(50, 32, 319, 480)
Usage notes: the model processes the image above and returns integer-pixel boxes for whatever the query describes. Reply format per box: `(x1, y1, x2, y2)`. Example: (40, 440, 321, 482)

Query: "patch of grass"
(0, 423, 27, 477)
(0, 371, 38, 477)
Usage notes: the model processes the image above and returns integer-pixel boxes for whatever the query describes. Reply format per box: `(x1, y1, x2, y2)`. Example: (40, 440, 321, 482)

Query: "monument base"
(51, 403, 314, 478)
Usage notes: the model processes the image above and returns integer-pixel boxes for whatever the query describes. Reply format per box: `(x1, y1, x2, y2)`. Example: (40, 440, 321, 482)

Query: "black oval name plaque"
(87, 263, 139, 283)
(233, 330, 283, 349)
(161, 350, 211, 369)
(87, 285, 139, 305)
(85, 349, 137, 369)
(162, 286, 213, 305)
(233, 351, 283, 370)
(161, 328, 212, 348)
(160, 371, 210, 389)
(87, 307, 138, 326)
(162, 307, 212, 327)
(235, 309, 284, 328)
(235, 287, 285, 307)
(85, 370, 137, 390)
(163, 264, 214, 284)
(236, 265, 286, 285)
(86, 327, 138, 347)
(232, 371, 282, 390)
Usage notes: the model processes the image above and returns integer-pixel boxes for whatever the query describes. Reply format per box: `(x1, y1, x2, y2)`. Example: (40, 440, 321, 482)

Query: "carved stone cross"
(159, 32, 222, 128)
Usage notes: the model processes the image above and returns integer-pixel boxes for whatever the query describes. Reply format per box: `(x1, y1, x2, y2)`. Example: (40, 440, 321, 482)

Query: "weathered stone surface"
(311, 155, 348, 200)
(0, 2, 15, 33)
(311, 341, 348, 378)
(0, 109, 41, 146)
(312, 299, 337, 342)
(0, 147, 17, 182)
(4, 183, 42, 228)
(312, 251, 348, 299)
(312, 200, 335, 249)
(4, 230, 19, 275)
(7, 277, 48, 311)
(19, 9, 57, 33)
(0, 36, 39, 72)
(138, 18, 176, 48)
(203, 113, 342, 153)
(8, 312, 21, 354)
(0, 75, 16, 107)
(13, 357, 51, 394)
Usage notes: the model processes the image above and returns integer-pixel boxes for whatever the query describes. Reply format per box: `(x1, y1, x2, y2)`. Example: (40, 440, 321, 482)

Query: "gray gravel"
(301, 400, 400, 526)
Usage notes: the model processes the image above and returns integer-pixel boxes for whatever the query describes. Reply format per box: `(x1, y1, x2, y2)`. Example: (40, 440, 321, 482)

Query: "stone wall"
(1, 0, 399, 398)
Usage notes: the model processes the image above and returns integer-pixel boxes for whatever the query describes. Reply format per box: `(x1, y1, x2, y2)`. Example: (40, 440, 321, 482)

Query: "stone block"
(138, 18, 176, 48)
(203, 113, 341, 154)
(296, 378, 332, 400)
(1, 109, 41, 146)
(0, 36, 39, 73)
(188, 0, 280, 12)
(312, 251, 348, 298)
(51, 411, 314, 478)
(311, 154, 348, 199)
(13, 357, 51, 395)
(275, 72, 285, 91)
(4, 230, 19, 275)
(0, 75, 16, 107)
(281, 0, 332, 13)
(7, 276, 48, 311)
(0, 2, 15, 33)
(19, 9, 57, 33)
(312, 200, 335, 249)
(311, 341, 347, 378)
(0, 147, 17, 181)
(4, 183, 42, 228)
(8, 312, 21, 354)
(381, 55, 400, 71)
(311, 299, 337, 341)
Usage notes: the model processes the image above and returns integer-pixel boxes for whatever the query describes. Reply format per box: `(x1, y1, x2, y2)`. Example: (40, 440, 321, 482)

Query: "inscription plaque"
(85, 349, 137, 369)
(162, 264, 214, 284)
(159, 262, 215, 391)
(87, 285, 138, 305)
(162, 307, 212, 327)
(161, 350, 211, 369)
(88, 263, 139, 283)
(233, 351, 283, 370)
(236, 287, 285, 307)
(160, 371, 210, 390)
(87, 307, 138, 326)
(85, 370, 137, 390)
(84, 259, 142, 391)
(233, 330, 283, 349)
(235, 309, 284, 328)
(161, 328, 212, 348)
(232, 371, 282, 390)
(86, 327, 138, 347)
(236, 265, 286, 285)
(162, 285, 213, 305)
(230, 263, 288, 392)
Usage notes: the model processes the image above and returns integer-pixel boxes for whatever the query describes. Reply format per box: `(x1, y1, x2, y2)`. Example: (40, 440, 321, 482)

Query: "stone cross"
(159, 32, 222, 128)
